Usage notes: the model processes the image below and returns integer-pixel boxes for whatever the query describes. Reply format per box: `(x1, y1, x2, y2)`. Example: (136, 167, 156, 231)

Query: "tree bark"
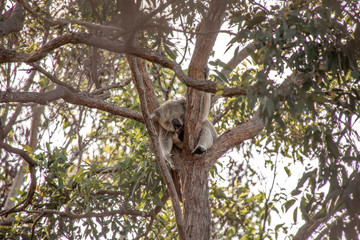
(182, 1, 228, 239)
(181, 163, 211, 240)
(127, 56, 186, 240)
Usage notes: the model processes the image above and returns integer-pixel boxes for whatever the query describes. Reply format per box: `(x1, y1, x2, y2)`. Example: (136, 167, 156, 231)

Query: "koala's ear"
(150, 109, 160, 120)
(179, 98, 186, 108)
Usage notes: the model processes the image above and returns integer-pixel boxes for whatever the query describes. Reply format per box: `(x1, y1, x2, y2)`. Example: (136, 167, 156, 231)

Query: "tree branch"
(30, 212, 45, 240)
(0, 142, 37, 166)
(18, 0, 124, 34)
(205, 111, 265, 169)
(90, 79, 132, 95)
(29, 63, 78, 93)
(0, 32, 246, 97)
(127, 56, 186, 240)
(0, 142, 37, 216)
(185, 0, 228, 152)
(3, 79, 43, 210)
(0, 87, 144, 123)
(205, 72, 309, 168)
(28, 208, 149, 219)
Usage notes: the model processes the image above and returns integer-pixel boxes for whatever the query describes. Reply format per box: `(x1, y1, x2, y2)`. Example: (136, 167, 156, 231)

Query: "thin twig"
(29, 63, 78, 92)
(259, 154, 278, 239)
(30, 212, 45, 240)
(90, 78, 132, 95)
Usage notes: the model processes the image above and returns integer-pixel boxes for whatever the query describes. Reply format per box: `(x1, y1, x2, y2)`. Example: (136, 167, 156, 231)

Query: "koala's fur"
(151, 93, 217, 169)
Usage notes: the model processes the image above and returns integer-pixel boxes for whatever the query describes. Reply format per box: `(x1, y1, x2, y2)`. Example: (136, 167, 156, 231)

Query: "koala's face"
(153, 98, 186, 133)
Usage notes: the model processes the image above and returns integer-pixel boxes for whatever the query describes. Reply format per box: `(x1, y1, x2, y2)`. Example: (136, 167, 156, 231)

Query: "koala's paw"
(164, 155, 179, 170)
(192, 145, 207, 155)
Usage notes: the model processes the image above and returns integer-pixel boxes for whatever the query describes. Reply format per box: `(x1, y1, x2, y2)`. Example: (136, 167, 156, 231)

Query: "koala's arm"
(158, 127, 177, 169)
(192, 119, 217, 154)
(201, 92, 211, 121)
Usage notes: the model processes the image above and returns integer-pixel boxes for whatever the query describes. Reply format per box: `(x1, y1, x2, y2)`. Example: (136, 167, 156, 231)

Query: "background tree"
(0, 0, 359, 239)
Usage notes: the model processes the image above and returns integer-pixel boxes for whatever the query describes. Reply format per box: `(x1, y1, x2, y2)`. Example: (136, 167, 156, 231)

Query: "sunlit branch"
(205, 111, 265, 169)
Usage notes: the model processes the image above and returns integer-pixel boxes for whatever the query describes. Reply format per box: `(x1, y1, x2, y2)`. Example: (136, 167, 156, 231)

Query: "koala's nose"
(172, 119, 182, 129)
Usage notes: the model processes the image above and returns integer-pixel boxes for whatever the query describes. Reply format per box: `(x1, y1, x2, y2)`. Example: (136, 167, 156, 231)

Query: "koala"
(151, 93, 217, 169)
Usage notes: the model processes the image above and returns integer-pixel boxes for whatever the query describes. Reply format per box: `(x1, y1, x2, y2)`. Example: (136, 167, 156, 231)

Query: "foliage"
(0, 0, 359, 239)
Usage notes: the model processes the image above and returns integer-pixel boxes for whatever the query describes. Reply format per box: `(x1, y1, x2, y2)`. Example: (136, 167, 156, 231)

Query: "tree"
(0, 0, 359, 239)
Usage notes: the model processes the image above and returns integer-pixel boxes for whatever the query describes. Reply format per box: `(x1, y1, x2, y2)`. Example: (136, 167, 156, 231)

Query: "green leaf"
(215, 90, 224, 96)
(39, 76, 50, 88)
(284, 166, 291, 177)
(213, 187, 227, 199)
(21, 144, 33, 153)
(291, 169, 317, 196)
(310, 93, 328, 103)
(325, 133, 340, 158)
(213, 70, 228, 83)
(246, 14, 266, 28)
(293, 207, 298, 223)
(164, 44, 177, 60)
(284, 199, 296, 212)
(300, 197, 309, 221)
(266, 98, 274, 117)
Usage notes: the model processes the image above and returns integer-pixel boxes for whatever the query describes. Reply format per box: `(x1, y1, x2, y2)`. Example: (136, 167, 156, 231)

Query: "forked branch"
(127, 56, 186, 240)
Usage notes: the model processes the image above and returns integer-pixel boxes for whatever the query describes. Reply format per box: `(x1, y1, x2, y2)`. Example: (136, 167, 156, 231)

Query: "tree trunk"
(181, 161, 211, 240)
(180, 2, 227, 238)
